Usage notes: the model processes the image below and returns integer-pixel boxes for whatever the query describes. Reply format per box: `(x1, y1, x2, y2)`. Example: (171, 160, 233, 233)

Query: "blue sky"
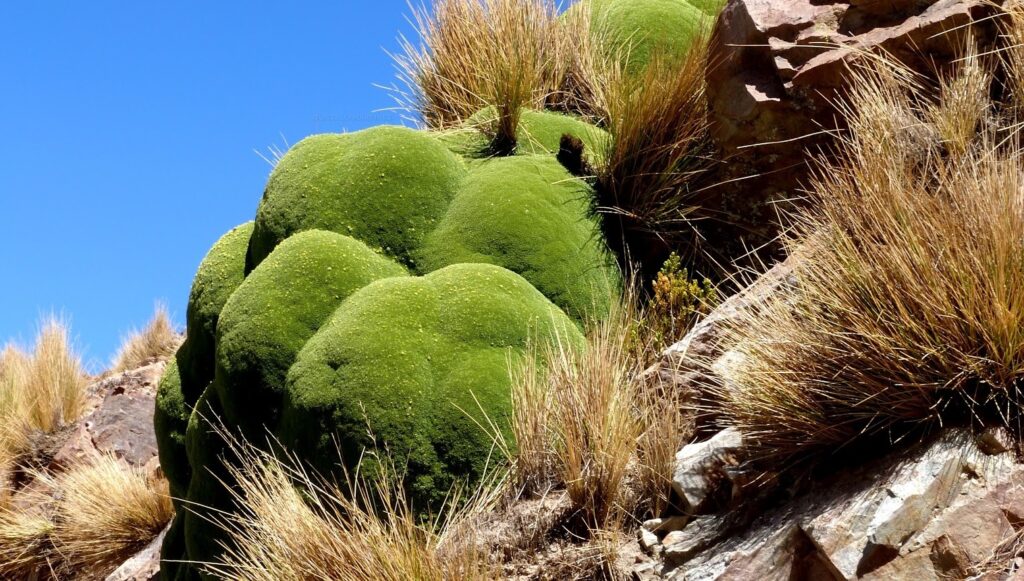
(1, 2, 417, 371)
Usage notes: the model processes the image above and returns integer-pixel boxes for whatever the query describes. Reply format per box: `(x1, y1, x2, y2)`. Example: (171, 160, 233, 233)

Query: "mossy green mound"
(579, 0, 724, 72)
(247, 126, 466, 271)
(418, 155, 616, 321)
(157, 116, 619, 578)
(153, 359, 189, 502)
(249, 124, 616, 323)
(441, 108, 610, 162)
(214, 230, 407, 435)
(177, 221, 253, 405)
(281, 263, 582, 509)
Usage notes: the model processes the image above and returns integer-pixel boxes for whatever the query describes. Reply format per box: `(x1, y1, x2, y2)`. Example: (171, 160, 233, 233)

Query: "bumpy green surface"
(251, 124, 615, 322)
(281, 263, 582, 509)
(157, 117, 620, 578)
(247, 126, 466, 271)
(441, 108, 610, 162)
(178, 222, 254, 405)
(418, 155, 617, 322)
(153, 359, 189, 502)
(214, 230, 407, 434)
(582, 0, 724, 72)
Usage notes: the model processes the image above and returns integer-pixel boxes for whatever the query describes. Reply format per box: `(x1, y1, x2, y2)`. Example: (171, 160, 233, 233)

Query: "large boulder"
(705, 0, 1005, 251)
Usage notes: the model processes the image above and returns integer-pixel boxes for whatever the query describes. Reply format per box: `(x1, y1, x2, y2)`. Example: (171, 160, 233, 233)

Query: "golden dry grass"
(0, 507, 56, 579)
(111, 303, 181, 373)
(393, 0, 570, 148)
(0, 455, 173, 578)
(205, 435, 501, 581)
(592, 36, 714, 249)
(0, 318, 87, 470)
(511, 285, 694, 530)
(52, 454, 174, 572)
(715, 47, 1024, 472)
(23, 318, 88, 434)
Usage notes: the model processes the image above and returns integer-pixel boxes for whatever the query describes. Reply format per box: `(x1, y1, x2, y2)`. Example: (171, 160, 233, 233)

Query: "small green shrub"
(648, 252, 717, 353)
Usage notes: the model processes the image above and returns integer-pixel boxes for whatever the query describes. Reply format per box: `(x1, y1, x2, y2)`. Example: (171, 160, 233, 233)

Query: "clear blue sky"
(1, 1, 417, 371)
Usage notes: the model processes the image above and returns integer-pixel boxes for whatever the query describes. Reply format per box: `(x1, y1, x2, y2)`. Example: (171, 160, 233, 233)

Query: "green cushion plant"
(156, 123, 611, 580)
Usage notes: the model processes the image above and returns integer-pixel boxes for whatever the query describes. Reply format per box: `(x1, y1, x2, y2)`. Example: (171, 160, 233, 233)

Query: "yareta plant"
(156, 115, 614, 579)
(154, 0, 724, 575)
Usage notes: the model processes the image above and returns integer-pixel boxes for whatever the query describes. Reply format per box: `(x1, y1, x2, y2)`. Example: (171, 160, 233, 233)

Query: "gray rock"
(663, 430, 1024, 580)
(105, 523, 169, 581)
(672, 429, 744, 514)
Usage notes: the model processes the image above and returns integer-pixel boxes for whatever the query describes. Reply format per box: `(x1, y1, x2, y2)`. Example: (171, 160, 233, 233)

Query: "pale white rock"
(672, 429, 744, 514)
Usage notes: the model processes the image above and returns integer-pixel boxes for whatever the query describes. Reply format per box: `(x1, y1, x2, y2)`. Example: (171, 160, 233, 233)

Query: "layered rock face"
(641, 427, 1024, 580)
(705, 0, 1004, 249)
(643, 260, 1024, 580)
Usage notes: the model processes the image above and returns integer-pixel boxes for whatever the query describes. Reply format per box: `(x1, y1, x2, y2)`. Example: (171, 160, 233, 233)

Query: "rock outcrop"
(2, 363, 170, 581)
(53, 362, 164, 473)
(646, 261, 1024, 580)
(705, 0, 1005, 249)
(641, 428, 1024, 580)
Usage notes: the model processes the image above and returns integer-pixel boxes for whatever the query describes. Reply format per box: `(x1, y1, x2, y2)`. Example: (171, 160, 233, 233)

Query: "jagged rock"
(105, 523, 169, 581)
(649, 257, 797, 402)
(658, 430, 1024, 580)
(663, 517, 728, 568)
(705, 0, 1005, 248)
(52, 362, 163, 470)
(672, 429, 744, 514)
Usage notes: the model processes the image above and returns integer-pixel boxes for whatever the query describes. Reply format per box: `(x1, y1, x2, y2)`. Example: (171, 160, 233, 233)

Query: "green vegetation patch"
(279, 263, 583, 509)
(583, 0, 723, 72)
(177, 221, 253, 405)
(417, 154, 618, 322)
(213, 229, 407, 435)
(247, 126, 466, 271)
(153, 358, 190, 502)
(441, 108, 610, 161)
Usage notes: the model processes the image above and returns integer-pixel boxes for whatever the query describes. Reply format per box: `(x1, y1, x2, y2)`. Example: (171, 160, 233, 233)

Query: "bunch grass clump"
(0, 455, 172, 578)
(511, 283, 695, 529)
(0, 507, 55, 579)
(52, 454, 174, 572)
(593, 37, 715, 255)
(716, 47, 1024, 473)
(205, 432, 501, 581)
(0, 318, 87, 469)
(394, 0, 573, 152)
(111, 303, 181, 373)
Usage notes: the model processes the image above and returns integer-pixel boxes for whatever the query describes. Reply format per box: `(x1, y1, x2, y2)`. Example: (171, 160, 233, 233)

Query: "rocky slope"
(640, 261, 1024, 580)
(3, 363, 169, 580)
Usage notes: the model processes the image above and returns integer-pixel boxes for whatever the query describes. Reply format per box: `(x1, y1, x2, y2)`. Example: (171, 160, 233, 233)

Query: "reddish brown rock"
(705, 0, 1005, 250)
(51, 362, 164, 470)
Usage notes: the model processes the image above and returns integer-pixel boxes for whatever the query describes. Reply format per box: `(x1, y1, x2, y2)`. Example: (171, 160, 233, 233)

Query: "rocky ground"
(4, 362, 168, 580)
(634, 261, 1024, 579)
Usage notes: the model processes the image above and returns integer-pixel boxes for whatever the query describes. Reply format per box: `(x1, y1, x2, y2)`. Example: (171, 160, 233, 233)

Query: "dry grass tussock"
(511, 284, 695, 532)
(111, 303, 181, 373)
(592, 35, 715, 251)
(51, 454, 174, 571)
(0, 506, 56, 579)
(715, 43, 1024, 473)
(205, 432, 502, 581)
(394, 0, 718, 269)
(0, 455, 173, 578)
(0, 318, 87, 469)
(393, 0, 580, 151)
